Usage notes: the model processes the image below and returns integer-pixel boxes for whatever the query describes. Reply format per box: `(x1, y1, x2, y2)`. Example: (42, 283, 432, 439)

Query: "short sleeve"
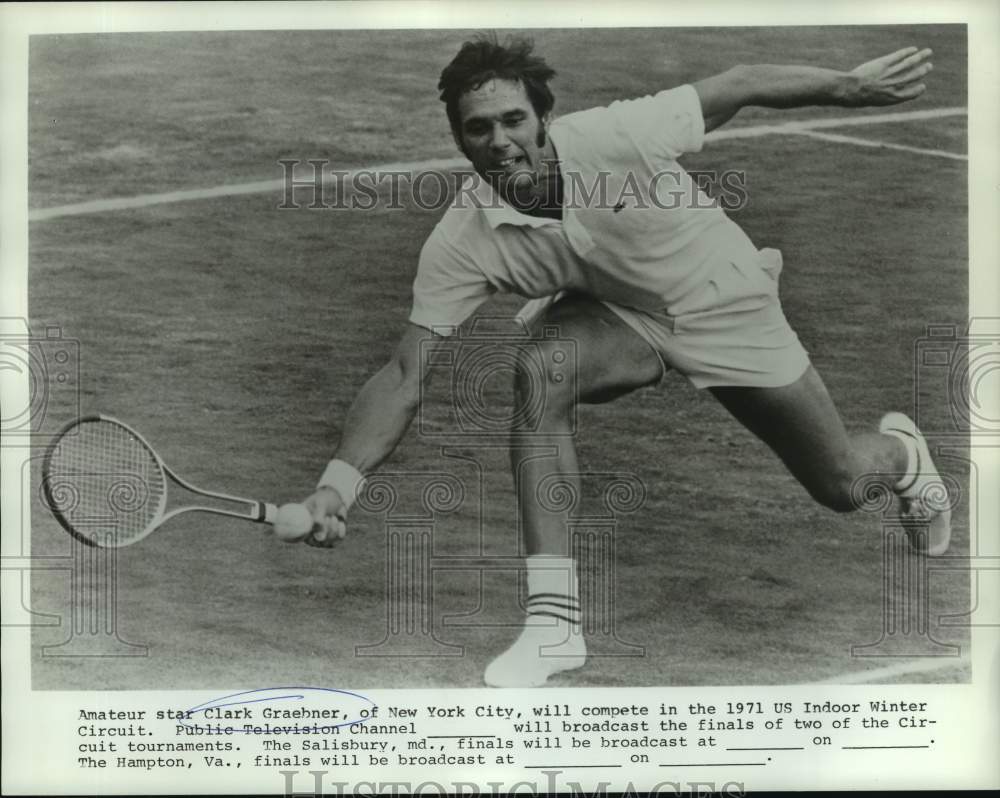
(409, 226, 495, 335)
(561, 84, 705, 163)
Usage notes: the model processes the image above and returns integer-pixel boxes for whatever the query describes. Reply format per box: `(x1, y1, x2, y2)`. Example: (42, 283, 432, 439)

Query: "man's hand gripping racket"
(302, 487, 348, 547)
(301, 458, 367, 547)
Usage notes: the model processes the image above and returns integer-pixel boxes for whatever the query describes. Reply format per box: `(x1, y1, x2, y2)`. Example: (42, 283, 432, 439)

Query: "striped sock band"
(525, 555, 581, 628)
(526, 592, 582, 627)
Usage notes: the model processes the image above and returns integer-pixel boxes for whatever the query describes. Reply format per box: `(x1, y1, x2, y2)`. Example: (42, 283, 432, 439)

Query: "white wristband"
(317, 459, 366, 512)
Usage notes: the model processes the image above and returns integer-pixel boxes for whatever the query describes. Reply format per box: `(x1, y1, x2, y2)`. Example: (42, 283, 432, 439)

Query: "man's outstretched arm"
(693, 46, 933, 133)
(300, 322, 441, 545)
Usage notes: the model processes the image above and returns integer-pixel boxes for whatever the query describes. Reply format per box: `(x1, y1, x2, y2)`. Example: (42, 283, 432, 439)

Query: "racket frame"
(42, 414, 278, 548)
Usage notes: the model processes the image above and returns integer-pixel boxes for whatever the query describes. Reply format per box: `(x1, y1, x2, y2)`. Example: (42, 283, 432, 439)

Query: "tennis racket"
(42, 414, 301, 548)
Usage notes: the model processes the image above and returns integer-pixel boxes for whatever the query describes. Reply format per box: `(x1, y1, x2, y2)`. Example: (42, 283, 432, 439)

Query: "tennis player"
(299, 36, 949, 687)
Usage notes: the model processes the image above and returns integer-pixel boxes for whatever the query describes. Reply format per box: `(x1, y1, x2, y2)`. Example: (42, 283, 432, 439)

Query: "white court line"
(807, 655, 971, 685)
(27, 157, 466, 223)
(785, 129, 967, 161)
(707, 104, 966, 140)
(28, 106, 967, 223)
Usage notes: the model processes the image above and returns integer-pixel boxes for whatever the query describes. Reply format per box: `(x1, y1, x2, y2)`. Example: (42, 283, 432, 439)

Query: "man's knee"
(512, 340, 577, 429)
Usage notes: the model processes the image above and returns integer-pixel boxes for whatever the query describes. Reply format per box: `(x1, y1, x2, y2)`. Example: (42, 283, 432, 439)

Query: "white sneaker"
(483, 620, 586, 688)
(879, 412, 952, 555)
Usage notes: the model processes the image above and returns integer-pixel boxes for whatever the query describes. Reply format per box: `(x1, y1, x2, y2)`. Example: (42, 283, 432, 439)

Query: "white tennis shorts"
(517, 248, 810, 389)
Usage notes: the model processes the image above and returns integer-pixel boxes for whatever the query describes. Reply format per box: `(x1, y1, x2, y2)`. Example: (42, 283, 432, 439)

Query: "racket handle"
(260, 503, 279, 525)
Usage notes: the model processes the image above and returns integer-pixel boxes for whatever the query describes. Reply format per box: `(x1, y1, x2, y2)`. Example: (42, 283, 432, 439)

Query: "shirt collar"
(466, 172, 561, 230)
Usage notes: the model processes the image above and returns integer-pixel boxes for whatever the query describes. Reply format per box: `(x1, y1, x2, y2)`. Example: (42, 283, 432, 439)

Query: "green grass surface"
(28, 26, 969, 689)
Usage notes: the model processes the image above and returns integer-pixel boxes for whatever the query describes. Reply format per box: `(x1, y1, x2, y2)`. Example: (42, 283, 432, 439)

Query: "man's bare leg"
(710, 366, 905, 509)
(710, 365, 951, 552)
(484, 295, 662, 687)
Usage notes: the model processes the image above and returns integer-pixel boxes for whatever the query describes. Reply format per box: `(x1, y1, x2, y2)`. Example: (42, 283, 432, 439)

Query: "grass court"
(28, 26, 970, 688)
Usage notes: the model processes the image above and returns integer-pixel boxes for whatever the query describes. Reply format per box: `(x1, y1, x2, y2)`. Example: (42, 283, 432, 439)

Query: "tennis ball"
(274, 503, 315, 543)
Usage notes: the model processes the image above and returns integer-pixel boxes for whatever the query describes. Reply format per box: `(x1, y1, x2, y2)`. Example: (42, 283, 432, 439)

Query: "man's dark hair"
(438, 34, 556, 140)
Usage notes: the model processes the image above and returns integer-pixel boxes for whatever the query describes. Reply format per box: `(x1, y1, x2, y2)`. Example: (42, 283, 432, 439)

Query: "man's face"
(455, 78, 550, 204)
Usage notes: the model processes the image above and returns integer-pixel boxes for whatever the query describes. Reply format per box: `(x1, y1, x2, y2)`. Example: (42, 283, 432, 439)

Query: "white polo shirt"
(409, 84, 761, 334)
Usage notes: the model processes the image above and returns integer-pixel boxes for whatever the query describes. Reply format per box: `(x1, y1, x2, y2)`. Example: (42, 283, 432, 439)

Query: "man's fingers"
(881, 45, 920, 65)
(849, 46, 932, 105)
(870, 82, 926, 106)
(304, 524, 327, 547)
(882, 61, 933, 87)
(893, 82, 927, 100)
(304, 515, 346, 548)
(858, 46, 927, 78)
(883, 47, 932, 78)
(865, 45, 917, 71)
(297, 487, 350, 548)
(879, 82, 927, 104)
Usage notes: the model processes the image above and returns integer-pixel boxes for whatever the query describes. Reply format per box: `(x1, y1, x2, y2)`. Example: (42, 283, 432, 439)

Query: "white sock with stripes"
(483, 555, 586, 688)
(524, 555, 582, 631)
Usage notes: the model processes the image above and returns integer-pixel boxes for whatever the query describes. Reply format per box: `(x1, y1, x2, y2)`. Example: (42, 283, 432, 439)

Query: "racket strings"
(45, 420, 167, 545)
